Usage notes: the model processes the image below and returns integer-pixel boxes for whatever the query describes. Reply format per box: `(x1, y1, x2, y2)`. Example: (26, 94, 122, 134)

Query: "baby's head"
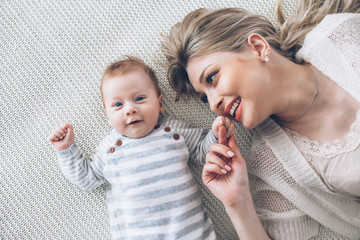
(101, 56, 164, 138)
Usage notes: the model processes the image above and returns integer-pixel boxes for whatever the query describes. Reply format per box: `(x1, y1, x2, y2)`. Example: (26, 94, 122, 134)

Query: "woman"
(162, 0, 360, 239)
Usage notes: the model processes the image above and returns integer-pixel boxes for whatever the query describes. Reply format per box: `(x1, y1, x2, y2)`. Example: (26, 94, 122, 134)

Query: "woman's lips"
(230, 98, 240, 116)
(234, 101, 242, 122)
(226, 97, 242, 121)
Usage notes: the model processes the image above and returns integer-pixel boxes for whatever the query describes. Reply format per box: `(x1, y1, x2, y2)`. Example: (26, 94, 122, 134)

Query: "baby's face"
(102, 70, 164, 138)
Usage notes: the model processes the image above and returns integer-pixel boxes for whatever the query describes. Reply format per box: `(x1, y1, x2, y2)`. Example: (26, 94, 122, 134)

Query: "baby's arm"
(48, 123, 105, 190)
(170, 116, 235, 164)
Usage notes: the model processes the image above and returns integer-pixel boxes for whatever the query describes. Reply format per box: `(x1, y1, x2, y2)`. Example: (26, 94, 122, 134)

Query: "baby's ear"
(159, 94, 165, 113)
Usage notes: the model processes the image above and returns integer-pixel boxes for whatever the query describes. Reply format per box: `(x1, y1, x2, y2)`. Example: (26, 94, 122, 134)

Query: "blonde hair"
(100, 56, 161, 106)
(161, 0, 360, 98)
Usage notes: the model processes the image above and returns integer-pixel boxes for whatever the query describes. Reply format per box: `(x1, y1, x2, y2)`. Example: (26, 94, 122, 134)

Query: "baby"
(48, 56, 235, 240)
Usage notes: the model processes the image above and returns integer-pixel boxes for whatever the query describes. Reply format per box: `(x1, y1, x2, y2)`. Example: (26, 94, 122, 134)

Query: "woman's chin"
(241, 119, 257, 130)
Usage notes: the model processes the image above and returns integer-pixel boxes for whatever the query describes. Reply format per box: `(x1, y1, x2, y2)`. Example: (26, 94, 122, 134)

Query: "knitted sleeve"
(253, 118, 360, 239)
(58, 142, 107, 190)
(166, 116, 217, 164)
(246, 131, 319, 240)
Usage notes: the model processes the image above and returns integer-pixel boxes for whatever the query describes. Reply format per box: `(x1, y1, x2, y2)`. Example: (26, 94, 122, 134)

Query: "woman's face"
(186, 50, 273, 129)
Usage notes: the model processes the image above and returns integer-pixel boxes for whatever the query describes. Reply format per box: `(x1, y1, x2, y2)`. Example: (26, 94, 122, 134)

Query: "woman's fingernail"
(224, 165, 231, 171)
(227, 151, 235, 157)
(221, 169, 227, 174)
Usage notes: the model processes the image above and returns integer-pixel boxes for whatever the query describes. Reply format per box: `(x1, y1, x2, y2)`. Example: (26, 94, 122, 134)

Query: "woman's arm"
(202, 125, 270, 240)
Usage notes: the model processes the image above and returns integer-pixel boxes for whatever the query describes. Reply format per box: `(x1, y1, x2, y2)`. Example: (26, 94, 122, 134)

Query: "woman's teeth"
(230, 98, 241, 116)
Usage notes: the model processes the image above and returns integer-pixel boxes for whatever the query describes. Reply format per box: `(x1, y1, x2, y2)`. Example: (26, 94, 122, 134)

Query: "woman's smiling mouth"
(226, 97, 241, 117)
(230, 98, 241, 116)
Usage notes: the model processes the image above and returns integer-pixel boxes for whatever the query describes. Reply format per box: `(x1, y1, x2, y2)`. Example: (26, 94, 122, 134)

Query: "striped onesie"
(58, 115, 217, 240)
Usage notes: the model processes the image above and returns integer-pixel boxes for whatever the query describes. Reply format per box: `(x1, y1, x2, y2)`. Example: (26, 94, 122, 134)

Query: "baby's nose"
(125, 104, 137, 116)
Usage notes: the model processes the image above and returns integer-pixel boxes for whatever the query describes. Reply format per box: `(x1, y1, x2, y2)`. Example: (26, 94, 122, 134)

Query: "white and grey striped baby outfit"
(58, 115, 217, 240)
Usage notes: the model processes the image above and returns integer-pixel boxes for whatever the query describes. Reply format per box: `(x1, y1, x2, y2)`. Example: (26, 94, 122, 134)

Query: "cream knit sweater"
(247, 13, 360, 240)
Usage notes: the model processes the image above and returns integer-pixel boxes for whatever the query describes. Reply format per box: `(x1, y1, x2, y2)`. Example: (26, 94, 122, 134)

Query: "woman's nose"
(209, 96, 223, 114)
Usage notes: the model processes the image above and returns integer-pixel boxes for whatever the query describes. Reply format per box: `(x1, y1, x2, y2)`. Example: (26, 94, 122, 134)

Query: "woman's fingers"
(227, 135, 244, 164)
(210, 142, 235, 159)
(206, 151, 232, 173)
(218, 123, 227, 145)
(208, 142, 235, 174)
(202, 162, 225, 185)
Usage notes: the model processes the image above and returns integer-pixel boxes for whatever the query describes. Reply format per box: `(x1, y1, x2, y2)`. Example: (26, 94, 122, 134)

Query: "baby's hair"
(100, 56, 161, 106)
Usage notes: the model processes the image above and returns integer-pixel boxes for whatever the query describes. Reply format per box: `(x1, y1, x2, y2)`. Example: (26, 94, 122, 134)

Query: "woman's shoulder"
(307, 13, 359, 40)
(322, 12, 359, 22)
(316, 13, 359, 34)
(296, 13, 359, 76)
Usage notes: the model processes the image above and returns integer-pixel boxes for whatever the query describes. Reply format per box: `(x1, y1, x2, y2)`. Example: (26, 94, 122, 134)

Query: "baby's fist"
(212, 116, 236, 139)
(48, 123, 75, 151)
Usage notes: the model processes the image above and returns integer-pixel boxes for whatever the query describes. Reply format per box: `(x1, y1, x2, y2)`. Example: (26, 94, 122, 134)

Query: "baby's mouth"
(128, 120, 142, 125)
(227, 97, 241, 117)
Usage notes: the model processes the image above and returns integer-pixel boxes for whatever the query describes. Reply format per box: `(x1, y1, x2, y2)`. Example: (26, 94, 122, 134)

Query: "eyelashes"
(205, 71, 218, 84)
(198, 70, 218, 104)
(114, 102, 123, 107)
(135, 96, 145, 102)
(112, 96, 146, 108)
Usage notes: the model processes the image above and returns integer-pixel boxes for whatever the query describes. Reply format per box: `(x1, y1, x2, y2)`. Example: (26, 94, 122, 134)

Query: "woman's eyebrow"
(199, 64, 213, 84)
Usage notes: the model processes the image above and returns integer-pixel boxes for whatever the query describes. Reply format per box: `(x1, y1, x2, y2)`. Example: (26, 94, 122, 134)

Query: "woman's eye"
(114, 102, 123, 107)
(136, 96, 144, 102)
(205, 72, 217, 84)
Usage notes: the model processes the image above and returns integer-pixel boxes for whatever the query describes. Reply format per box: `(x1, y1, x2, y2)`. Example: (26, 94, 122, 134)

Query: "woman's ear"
(247, 33, 270, 62)
(158, 94, 165, 113)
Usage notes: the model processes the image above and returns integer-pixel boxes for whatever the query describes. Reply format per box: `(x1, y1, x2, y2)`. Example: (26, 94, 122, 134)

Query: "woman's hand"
(203, 125, 271, 239)
(203, 124, 250, 208)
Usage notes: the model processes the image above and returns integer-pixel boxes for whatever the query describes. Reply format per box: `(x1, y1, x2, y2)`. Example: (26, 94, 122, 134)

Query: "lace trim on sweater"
(284, 109, 360, 158)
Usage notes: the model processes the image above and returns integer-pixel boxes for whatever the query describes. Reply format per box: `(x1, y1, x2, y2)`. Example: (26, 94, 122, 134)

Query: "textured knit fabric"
(247, 13, 360, 240)
(58, 115, 217, 240)
(284, 109, 360, 200)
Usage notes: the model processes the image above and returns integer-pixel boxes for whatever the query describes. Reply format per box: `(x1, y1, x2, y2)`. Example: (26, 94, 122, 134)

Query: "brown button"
(154, 124, 160, 129)
(109, 147, 115, 153)
(173, 133, 180, 140)
(115, 140, 122, 146)
(164, 127, 171, 132)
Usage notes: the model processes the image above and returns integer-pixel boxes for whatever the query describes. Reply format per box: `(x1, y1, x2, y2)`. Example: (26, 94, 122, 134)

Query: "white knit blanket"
(0, 1, 295, 239)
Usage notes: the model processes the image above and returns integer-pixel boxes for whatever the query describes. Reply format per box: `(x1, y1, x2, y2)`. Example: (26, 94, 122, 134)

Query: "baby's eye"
(114, 102, 123, 107)
(136, 96, 144, 102)
(205, 71, 218, 84)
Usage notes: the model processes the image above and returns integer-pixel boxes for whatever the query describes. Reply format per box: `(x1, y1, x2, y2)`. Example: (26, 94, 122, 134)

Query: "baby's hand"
(212, 116, 236, 140)
(48, 123, 75, 151)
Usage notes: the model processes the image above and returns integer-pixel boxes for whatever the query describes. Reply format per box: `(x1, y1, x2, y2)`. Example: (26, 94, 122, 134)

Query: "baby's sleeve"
(57, 143, 106, 190)
(169, 117, 217, 164)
